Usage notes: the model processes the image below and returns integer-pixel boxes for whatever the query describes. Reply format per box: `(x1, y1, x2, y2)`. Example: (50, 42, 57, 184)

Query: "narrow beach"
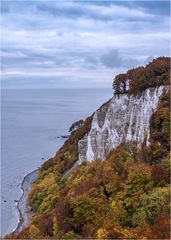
(14, 169, 39, 234)
(13, 159, 77, 235)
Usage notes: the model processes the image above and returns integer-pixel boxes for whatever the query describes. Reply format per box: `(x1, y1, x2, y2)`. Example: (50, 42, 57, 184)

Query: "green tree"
(132, 186, 170, 226)
(72, 196, 96, 225)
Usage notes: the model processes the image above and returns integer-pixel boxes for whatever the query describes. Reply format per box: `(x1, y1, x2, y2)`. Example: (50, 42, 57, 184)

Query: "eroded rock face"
(78, 86, 166, 163)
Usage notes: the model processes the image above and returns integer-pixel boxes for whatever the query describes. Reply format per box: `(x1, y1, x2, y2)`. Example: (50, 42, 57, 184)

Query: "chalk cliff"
(78, 86, 166, 163)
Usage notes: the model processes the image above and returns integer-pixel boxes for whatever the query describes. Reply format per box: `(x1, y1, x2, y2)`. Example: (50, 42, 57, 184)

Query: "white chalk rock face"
(78, 86, 165, 163)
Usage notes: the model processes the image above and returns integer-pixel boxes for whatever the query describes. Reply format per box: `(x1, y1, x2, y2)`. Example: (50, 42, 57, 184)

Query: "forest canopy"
(113, 57, 170, 94)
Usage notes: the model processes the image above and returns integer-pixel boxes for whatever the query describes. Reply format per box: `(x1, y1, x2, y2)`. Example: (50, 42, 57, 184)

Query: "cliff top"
(113, 57, 170, 95)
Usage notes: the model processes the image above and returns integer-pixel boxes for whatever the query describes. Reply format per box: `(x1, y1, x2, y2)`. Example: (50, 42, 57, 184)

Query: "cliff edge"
(78, 86, 166, 162)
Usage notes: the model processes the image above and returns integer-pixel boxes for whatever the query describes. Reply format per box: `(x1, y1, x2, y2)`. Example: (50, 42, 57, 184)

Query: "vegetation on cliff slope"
(7, 57, 170, 239)
(113, 57, 170, 94)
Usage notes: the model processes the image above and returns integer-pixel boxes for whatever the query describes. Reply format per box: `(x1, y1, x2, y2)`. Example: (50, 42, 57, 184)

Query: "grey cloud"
(100, 50, 140, 69)
(84, 56, 99, 66)
(36, 1, 170, 22)
(130, 1, 170, 16)
(101, 50, 123, 68)
(1, 4, 10, 14)
(36, 3, 113, 21)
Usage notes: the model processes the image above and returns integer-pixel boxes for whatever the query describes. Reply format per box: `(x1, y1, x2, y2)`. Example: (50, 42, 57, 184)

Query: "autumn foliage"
(6, 57, 170, 239)
(113, 57, 170, 94)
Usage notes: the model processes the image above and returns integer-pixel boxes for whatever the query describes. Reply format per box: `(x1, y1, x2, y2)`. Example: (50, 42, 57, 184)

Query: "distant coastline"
(14, 169, 39, 234)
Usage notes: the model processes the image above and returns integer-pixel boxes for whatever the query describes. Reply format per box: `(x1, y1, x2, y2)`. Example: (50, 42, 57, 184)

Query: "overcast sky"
(1, 0, 170, 89)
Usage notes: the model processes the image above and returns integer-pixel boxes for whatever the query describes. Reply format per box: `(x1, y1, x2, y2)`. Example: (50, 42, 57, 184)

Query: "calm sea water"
(1, 88, 112, 236)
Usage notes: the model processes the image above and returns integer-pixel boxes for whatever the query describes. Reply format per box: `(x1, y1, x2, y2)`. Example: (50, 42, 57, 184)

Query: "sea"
(1, 88, 112, 236)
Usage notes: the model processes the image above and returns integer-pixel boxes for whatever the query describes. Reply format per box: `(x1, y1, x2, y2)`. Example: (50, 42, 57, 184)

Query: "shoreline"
(10, 158, 77, 237)
(14, 169, 39, 234)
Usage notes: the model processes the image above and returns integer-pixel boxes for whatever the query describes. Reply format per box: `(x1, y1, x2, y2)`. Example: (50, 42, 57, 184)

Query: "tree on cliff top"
(113, 57, 170, 95)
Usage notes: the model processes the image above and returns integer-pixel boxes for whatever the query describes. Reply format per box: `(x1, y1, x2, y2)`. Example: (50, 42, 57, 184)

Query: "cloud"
(100, 50, 124, 68)
(130, 1, 170, 16)
(1, 0, 170, 89)
(100, 49, 141, 69)
(35, 1, 154, 22)
(1, 4, 10, 14)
